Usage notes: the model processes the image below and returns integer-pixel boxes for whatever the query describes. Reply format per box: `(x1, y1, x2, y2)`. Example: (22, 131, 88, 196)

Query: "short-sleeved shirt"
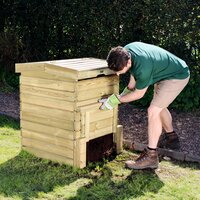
(124, 42, 190, 89)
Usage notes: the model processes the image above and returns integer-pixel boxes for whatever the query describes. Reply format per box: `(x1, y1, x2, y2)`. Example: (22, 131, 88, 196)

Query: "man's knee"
(148, 105, 163, 119)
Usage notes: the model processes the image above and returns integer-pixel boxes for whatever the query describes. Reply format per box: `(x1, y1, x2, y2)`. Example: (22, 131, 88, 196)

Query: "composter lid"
(16, 58, 114, 80)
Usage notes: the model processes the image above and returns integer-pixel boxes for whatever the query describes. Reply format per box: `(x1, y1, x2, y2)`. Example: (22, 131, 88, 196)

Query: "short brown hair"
(106, 46, 130, 72)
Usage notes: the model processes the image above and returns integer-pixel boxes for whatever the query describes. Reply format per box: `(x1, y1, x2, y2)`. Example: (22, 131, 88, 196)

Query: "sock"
(166, 131, 175, 134)
(147, 146, 157, 151)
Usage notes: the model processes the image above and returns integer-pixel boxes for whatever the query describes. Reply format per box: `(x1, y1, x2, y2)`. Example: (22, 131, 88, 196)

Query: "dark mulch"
(119, 104, 200, 157)
(0, 91, 199, 157)
(0, 91, 20, 120)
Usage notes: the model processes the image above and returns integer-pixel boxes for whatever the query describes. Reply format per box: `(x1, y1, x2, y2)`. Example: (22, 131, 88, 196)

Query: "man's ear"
(127, 58, 132, 68)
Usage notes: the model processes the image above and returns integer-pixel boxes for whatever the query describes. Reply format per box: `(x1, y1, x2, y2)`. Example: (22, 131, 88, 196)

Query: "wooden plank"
(77, 69, 114, 80)
(77, 75, 118, 91)
(89, 118, 113, 132)
(20, 76, 75, 92)
(45, 64, 78, 80)
(112, 84, 119, 133)
(21, 112, 80, 131)
(16, 63, 45, 73)
(88, 127, 113, 141)
(21, 120, 75, 140)
(84, 112, 90, 141)
(49, 58, 107, 71)
(22, 137, 74, 159)
(45, 61, 114, 80)
(115, 125, 123, 153)
(76, 98, 101, 107)
(21, 71, 76, 82)
(81, 113, 113, 141)
(22, 129, 74, 149)
(21, 85, 76, 102)
(23, 146, 74, 166)
(21, 93, 75, 111)
(89, 109, 113, 122)
(78, 102, 100, 112)
(73, 138, 86, 168)
(77, 86, 116, 101)
(21, 103, 77, 121)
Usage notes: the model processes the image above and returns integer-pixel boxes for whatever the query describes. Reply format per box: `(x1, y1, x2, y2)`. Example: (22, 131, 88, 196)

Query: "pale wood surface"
(73, 138, 87, 168)
(21, 93, 75, 111)
(21, 85, 76, 102)
(23, 146, 74, 165)
(22, 129, 74, 149)
(21, 121, 75, 140)
(16, 58, 121, 168)
(21, 103, 76, 121)
(115, 125, 123, 153)
(20, 76, 75, 91)
(22, 138, 74, 159)
(16, 58, 114, 80)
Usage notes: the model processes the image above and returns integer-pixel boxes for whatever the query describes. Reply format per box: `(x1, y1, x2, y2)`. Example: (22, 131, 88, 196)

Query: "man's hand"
(99, 94, 121, 110)
(120, 86, 132, 96)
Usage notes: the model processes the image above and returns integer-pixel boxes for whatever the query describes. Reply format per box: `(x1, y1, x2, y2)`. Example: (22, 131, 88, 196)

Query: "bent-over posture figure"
(100, 42, 190, 170)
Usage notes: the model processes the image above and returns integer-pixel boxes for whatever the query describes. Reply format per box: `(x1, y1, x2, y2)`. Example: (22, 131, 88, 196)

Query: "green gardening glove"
(120, 86, 132, 96)
(99, 94, 121, 110)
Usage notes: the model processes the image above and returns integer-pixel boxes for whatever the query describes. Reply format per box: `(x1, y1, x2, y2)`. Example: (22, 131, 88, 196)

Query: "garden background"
(0, 0, 199, 110)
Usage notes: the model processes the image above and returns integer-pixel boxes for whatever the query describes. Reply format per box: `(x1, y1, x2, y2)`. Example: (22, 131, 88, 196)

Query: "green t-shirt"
(124, 42, 190, 89)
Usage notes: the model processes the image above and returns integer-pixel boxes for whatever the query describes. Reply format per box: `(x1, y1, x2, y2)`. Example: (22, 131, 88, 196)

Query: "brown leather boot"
(158, 131, 180, 150)
(125, 148, 159, 170)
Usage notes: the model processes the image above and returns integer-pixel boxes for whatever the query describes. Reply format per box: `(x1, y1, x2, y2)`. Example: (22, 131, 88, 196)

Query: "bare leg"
(160, 108, 173, 133)
(147, 105, 163, 149)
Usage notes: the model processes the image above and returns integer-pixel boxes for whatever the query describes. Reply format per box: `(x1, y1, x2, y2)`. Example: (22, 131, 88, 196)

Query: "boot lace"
(135, 149, 148, 162)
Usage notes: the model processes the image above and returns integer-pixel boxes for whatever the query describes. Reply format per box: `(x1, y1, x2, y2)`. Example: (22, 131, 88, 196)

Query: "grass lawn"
(0, 115, 199, 200)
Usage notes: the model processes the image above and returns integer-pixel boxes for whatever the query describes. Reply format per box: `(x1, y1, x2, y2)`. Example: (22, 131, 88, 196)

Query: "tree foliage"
(0, 0, 199, 110)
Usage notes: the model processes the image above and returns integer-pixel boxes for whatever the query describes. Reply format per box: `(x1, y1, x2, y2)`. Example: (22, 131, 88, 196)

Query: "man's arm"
(127, 74, 136, 90)
(119, 87, 148, 103)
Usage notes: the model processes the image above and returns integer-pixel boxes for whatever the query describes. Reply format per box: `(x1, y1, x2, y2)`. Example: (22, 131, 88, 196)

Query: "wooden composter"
(16, 58, 123, 168)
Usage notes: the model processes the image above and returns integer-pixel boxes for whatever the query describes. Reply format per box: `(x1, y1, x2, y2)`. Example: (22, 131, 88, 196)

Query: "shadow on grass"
(0, 150, 82, 200)
(0, 150, 164, 200)
(69, 166, 164, 200)
(0, 115, 19, 130)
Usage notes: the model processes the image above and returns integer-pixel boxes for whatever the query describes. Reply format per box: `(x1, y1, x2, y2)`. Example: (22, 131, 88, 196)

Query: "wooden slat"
(21, 120, 75, 140)
(20, 76, 75, 91)
(21, 85, 75, 102)
(45, 64, 78, 80)
(21, 112, 80, 131)
(78, 102, 101, 112)
(23, 146, 74, 166)
(77, 69, 114, 80)
(16, 63, 45, 73)
(21, 93, 75, 111)
(22, 129, 74, 149)
(49, 58, 107, 71)
(21, 103, 77, 121)
(89, 127, 113, 141)
(77, 75, 118, 91)
(89, 109, 113, 122)
(76, 98, 100, 107)
(21, 71, 76, 82)
(73, 138, 86, 168)
(22, 137, 74, 159)
(113, 84, 119, 133)
(77, 86, 116, 101)
(45, 61, 113, 80)
(89, 118, 113, 132)
(115, 125, 123, 153)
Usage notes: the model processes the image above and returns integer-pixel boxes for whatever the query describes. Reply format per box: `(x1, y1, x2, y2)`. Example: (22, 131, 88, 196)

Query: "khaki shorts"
(151, 77, 190, 108)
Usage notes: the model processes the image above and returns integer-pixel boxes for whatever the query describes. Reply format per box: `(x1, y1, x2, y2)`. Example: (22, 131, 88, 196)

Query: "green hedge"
(0, 0, 199, 110)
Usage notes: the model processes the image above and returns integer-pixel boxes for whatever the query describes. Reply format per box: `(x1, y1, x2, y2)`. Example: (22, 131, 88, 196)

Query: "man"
(99, 42, 190, 170)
